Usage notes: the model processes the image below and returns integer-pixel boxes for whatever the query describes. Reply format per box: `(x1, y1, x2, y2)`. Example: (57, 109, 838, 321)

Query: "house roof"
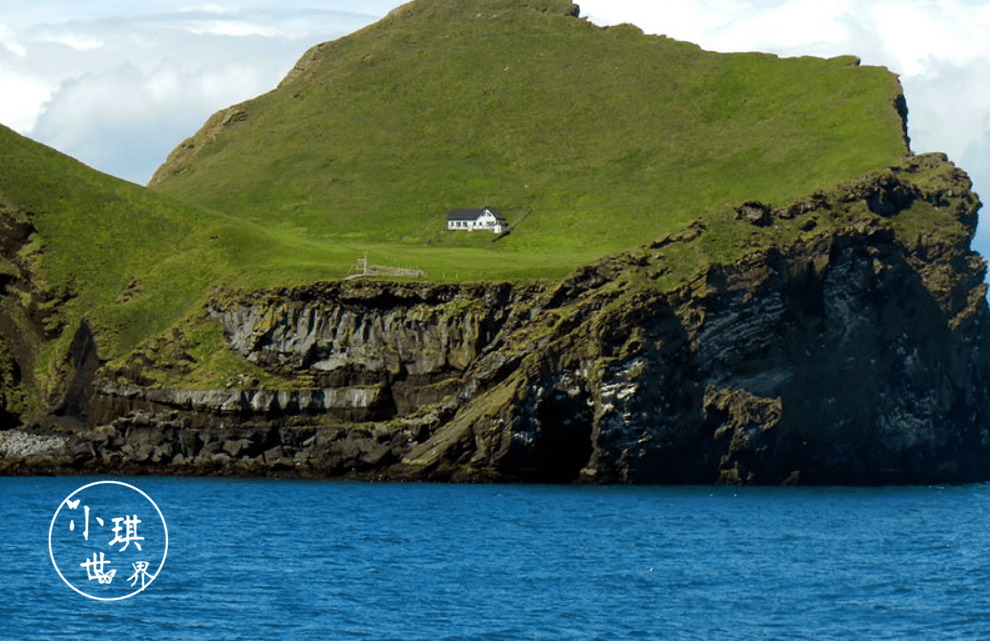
(446, 206, 506, 221)
(447, 208, 482, 221)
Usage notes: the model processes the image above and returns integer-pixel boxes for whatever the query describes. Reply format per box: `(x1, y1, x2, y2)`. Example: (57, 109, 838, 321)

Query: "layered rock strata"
(5, 154, 990, 484)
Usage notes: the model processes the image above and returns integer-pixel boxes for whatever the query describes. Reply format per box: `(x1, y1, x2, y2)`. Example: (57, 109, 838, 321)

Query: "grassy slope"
(150, 0, 909, 282)
(0, 125, 358, 384)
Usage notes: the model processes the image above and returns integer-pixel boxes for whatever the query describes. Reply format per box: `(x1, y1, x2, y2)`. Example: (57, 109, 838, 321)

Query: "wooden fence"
(346, 254, 427, 280)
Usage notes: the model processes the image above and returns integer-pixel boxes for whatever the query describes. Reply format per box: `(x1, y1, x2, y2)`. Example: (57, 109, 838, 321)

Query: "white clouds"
(144, 59, 183, 99)
(0, 19, 27, 56)
(27, 46, 305, 182)
(34, 32, 104, 51)
(179, 4, 239, 15)
(0, 3, 384, 183)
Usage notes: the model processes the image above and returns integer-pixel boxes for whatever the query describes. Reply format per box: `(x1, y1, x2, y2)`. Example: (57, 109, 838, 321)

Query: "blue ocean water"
(3, 477, 990, 640)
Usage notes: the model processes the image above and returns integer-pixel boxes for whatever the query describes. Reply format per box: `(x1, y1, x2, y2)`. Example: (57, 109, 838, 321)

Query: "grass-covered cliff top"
(113, 152, 982, 394)
(149, 0, 909, 280)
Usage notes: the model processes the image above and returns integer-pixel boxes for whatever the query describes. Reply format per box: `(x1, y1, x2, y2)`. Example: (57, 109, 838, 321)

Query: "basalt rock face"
(506, 228, 990, 485)
(84, 282, 534, 428)
(7, 155, 990, 484)
(210, 282, 521, 416)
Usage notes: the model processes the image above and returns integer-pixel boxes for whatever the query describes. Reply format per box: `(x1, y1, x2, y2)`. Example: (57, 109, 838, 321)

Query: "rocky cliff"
(5, 153, 989, 484)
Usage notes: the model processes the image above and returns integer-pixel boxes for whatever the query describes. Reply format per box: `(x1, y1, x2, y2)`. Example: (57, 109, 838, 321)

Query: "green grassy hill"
(150, 0, 909, 281)
(0, 0, 918, 424)
(0, 124, 364, 408)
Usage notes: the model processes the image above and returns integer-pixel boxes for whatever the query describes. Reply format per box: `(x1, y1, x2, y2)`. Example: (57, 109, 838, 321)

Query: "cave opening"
(533, 389, 594, 483)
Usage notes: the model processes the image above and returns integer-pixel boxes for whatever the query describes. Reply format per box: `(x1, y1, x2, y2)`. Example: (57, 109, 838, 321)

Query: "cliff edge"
(8, 153, 989, 484)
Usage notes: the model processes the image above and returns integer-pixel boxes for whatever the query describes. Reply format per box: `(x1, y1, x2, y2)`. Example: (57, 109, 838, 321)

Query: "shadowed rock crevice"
(530, 387, 595, 484)
(893, 92, 911, 149)
(56, 321, 101, 421)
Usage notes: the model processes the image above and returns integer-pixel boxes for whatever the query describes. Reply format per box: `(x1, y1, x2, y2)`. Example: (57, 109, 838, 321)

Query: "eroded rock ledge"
(5, 154, 990, 484)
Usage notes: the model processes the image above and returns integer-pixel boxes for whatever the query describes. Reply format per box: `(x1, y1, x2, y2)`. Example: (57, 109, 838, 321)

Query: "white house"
(446, 206, 507, 234)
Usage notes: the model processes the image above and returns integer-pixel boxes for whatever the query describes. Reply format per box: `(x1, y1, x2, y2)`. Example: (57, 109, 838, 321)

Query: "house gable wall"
(446, 207, 507, 233)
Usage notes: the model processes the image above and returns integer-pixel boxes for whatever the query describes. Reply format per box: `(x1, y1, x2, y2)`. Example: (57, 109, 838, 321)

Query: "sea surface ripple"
(3, 477, 990, 639)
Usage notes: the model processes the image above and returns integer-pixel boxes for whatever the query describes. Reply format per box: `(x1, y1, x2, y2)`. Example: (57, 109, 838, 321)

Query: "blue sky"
(2, 0, 990, 258)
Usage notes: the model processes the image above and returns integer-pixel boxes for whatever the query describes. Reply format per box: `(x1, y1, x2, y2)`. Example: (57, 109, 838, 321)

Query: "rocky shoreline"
(0, 430, 67, 459)
(2, 408, 442, 480)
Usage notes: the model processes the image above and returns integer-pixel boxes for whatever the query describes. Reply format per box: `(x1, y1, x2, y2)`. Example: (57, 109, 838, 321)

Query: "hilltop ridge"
(149, 0, 909, 273)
